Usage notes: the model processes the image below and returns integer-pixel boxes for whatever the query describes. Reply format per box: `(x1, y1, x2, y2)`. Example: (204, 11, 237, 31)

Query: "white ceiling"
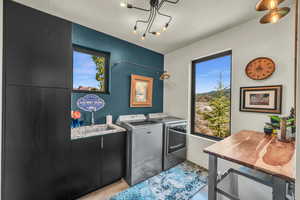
(13, 0, 293, 54)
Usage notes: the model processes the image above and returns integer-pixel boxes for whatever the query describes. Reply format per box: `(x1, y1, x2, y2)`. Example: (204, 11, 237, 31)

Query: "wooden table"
(204, 130, 295, 200)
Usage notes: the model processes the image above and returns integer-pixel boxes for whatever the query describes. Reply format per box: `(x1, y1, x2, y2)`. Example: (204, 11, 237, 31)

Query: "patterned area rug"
(110, 161, 207, 200)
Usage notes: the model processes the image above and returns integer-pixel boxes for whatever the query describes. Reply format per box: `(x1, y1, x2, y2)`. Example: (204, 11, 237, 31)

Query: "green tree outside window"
(92, 56, 106, 92)
(201, 73, 230, 138)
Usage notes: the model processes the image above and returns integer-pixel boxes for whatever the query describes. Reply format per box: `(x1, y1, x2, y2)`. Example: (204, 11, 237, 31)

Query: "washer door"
(131, 124, 163, 184)
(167, 128, 186, 154)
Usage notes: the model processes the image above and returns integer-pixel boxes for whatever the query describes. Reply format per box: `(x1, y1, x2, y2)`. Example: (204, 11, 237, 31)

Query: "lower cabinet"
(70, 137, 101, 198)
(71, 132, 126, 199)
(102, 132, 126, 186)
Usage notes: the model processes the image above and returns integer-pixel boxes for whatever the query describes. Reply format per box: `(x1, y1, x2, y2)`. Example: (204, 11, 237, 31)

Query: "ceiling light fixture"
(260, 7, 290, 24)
(121, 0, 180, 40)
(256, 0, 284, 11)
(256, 0, 290, 24)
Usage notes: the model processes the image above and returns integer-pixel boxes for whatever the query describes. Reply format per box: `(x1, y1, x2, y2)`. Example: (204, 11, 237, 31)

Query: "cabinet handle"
(147, 131, 152, 134)
(101, 137, 104, 149)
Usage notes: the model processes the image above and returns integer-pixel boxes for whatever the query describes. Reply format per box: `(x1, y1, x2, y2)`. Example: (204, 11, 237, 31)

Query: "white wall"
(164, 11, 295, 200)
(164, 11, 295, 168)
(296, 0, 300, 198)
(0, 0, 3, 198)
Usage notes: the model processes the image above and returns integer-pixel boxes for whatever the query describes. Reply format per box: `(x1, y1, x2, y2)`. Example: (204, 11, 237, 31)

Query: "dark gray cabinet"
(5, 1, 72, 88)
(71, 133, 126, 199)
(4, 86, 71, 200)
(71, 136, 102, 198)
(3, 2, 126, 200)
(102, 133, 126, 186)
(3, 1, 72, 200)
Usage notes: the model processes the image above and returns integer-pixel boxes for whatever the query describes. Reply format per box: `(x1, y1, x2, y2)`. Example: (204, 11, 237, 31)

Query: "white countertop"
(71, 124, 126, 140)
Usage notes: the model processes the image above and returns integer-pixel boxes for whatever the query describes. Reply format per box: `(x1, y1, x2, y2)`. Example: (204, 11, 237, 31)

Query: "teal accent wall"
(72, 24, 164, 125)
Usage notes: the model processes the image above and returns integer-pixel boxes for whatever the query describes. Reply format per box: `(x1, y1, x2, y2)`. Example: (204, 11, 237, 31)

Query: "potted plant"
(264, 123, 273, 135)
(71, 110, 81, 128)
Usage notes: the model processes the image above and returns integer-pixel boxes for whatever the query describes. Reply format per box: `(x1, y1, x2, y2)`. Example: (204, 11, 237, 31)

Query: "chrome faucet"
(91, 111, 95, 125)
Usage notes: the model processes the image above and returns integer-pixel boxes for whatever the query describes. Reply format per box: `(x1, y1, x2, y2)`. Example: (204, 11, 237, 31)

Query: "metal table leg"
(208, 154, 218, 200)
(230, 172, 239, 197)
(272, 176, 286, 200)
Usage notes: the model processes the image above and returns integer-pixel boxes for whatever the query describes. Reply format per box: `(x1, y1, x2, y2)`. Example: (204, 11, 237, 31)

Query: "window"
(191, 51, 232, 140)
(73, 45, 110, 93)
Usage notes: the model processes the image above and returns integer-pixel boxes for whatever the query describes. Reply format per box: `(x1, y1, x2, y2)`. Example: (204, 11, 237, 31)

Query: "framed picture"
(130, 74, 153, 107)
(240, 85, 282, 114)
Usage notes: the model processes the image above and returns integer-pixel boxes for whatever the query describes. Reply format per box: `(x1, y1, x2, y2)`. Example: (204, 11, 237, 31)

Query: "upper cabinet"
(5, 1, 72, 88)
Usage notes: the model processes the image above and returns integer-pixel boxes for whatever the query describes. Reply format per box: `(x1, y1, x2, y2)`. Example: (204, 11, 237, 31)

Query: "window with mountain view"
(191, 51, 232, 140)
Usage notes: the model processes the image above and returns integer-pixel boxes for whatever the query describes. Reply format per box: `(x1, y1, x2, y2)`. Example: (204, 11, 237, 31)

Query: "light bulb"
(269, 0, 278, 10)
(120, 2, 126, 7)
(141, 36, 145, 40)
(133, 25, 137, 34)
(271, 14, 280, 23)
(151, 32, 161, 36)
(162, 23, 169, 32)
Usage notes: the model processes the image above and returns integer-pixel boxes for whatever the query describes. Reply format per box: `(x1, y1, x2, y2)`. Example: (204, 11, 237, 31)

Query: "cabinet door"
(71, 137, 102, 199)
(5, 1, 72, 88)
(101, 133, 126, 187)
(4, 86, 71, 200)
(39, 88, 71, 200)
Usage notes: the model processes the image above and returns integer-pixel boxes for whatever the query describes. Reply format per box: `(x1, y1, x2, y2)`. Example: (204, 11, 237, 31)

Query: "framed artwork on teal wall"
(73, 45, 110, 93)
(130, 74, 153, 107)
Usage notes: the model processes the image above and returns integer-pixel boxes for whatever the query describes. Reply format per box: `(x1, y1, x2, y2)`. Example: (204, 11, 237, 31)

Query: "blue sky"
(195, 55, 231, 94)
(73, 51, 100, 89)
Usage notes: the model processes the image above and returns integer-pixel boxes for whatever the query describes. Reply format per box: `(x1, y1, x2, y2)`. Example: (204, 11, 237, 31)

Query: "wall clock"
(245, 57, 275, 80)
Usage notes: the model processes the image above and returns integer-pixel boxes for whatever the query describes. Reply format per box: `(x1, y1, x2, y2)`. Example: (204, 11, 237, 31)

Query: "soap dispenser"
(106, 114, 112, 124)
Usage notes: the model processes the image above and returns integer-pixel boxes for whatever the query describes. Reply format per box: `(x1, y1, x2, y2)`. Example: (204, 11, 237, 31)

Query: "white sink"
(84, 125, 116, 134)
(71, 124, 126, 140)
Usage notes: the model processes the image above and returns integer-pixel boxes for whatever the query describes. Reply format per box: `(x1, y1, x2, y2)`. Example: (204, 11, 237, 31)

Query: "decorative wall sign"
(130, 74, 153, 107)
(77, 94, 105, 112)
(245, 57, 275, 80)
(240, 85, 282, 114)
